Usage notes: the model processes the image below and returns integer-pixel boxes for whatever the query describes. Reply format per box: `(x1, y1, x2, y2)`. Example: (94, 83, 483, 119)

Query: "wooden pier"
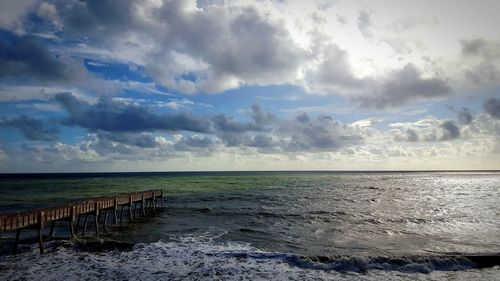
(0, 189, 165, 254)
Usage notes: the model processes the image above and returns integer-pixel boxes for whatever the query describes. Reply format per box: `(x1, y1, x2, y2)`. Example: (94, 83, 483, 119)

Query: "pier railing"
(0, 189, 165, 254)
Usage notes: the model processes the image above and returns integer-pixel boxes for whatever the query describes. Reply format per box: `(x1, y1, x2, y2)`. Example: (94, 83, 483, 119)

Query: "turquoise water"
(0, 171, 499, 280)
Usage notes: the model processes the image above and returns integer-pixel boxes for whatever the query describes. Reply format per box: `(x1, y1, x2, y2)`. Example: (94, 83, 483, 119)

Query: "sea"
(0, 171, 499, 280)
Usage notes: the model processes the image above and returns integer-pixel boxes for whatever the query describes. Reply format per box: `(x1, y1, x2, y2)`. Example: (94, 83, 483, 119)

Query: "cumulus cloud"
(0, 115, 59, 141)
(51, 0, 307, 94)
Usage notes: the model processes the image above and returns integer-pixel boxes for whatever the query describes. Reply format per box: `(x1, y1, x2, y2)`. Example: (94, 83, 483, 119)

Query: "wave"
(1, 233, 499, 281)
(242, 253, 500, 274)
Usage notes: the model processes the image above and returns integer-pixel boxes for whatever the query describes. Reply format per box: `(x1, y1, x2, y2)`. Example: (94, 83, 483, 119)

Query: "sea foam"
(1, 232, 498, 281)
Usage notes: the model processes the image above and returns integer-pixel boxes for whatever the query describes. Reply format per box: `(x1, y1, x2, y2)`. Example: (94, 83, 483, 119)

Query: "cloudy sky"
(0, 0, 499, 172)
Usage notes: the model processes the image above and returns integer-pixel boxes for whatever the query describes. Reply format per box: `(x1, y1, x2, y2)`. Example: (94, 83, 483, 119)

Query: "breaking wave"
(0, 232, 498, 281)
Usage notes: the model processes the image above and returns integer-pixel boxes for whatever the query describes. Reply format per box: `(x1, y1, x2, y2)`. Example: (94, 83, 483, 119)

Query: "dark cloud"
(460, 38, 500, 86)
(356, 64, 452, 108)
(214, 132, 246, 147)
(408, 129, 419, 142)
(460, 38, 488, 56)
(440, 120, 460, 140)
(181, 135, 215, 148)
(0, 115, 58, 141)
(357, 10, 372, 38)
(483, 97, 500, 119)
(53, 92, 87, 120)
(0, 33, 81, 82)
(95, 131, 160, 148)
(247, 134, 276, 148)
(212, 104, 276, 135)
(296, 112, 310, 123)
(456, 108, 473, 124)
(464, 63, 500, 87)
(59, 0, 136, 35)
(174, 135, 218, 153)
(394, 128, 420, 142)
(53, 93, 364, 154)
(55, 93, 211, 133)
(211, 115, 260, 133)
(394, 127, 435, 143)
(276, 113, 365, 152)
(250, 104, 277, 127)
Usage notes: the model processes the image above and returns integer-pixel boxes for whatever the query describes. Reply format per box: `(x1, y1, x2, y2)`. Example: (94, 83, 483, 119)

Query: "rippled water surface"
(1, 171, 499, 280)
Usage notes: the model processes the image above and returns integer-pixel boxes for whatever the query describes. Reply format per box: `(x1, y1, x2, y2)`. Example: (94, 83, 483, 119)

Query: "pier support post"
(133, 202, 137, 219)
(69, 206, 76, 239)
(82, 215, 88, 236)
(49, 221, 55, 238)
(152, 191, 156, 215)
(141, 194, 146, 216)
(37, 211, 45, 254)
(128, 196, 133, 221)
(94, 202, 99, 237)
(102, 210, 108, 232)
(12, 229, 21, 254)
(68, 220, 75, 238)
(120, 205, 125, 224)
(113, 198, 118, 226)
(75, 214, 81, 233)
(160, 190, 165, 211)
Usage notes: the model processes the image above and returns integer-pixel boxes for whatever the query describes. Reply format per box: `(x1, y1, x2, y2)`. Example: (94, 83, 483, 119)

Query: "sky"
(0, 0, 499, 172)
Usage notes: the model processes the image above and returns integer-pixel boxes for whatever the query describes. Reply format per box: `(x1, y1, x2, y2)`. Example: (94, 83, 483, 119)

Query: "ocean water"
(0, 171, 499, 280)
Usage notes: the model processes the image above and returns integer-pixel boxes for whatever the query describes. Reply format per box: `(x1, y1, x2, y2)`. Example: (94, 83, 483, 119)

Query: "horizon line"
(1, 169, 500, 175)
